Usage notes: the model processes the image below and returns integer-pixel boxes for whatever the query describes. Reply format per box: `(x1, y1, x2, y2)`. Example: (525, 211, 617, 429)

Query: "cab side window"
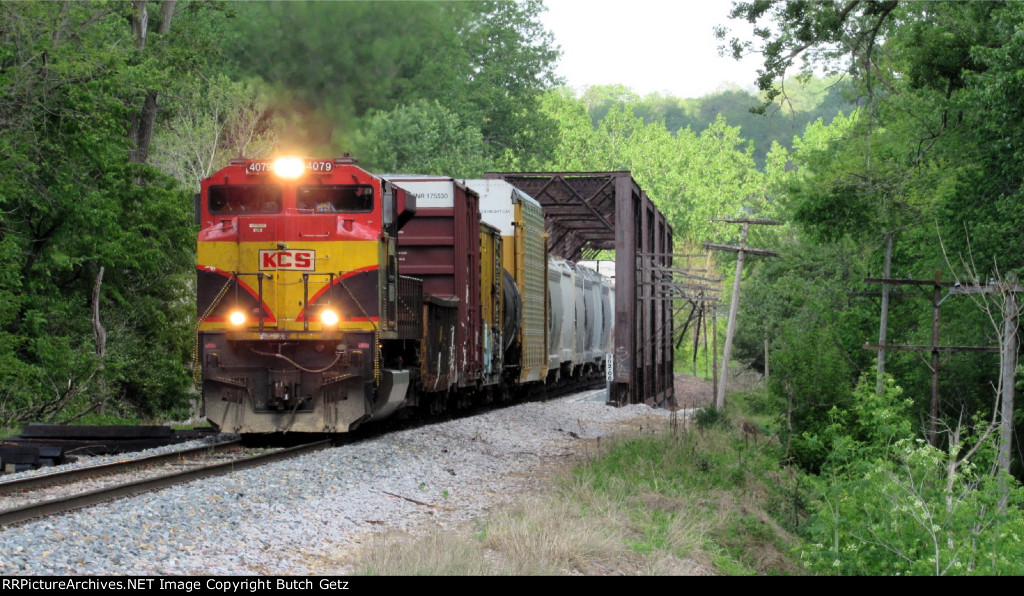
(209, 185, 282, 214)
(297, 185, 373, 213)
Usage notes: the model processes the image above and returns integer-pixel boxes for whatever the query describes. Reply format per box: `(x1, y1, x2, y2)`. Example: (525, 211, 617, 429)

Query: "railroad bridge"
(485, 172, 678, 407)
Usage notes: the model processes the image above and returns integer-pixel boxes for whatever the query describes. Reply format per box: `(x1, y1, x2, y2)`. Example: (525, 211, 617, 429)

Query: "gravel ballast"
(0, 389, 677, 575)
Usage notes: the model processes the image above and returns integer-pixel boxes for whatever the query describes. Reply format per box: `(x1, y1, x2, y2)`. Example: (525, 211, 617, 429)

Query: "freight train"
(195, 156, 612, 434)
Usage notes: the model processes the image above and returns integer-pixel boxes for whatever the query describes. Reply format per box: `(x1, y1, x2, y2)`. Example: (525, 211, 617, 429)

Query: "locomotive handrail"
(231, 272, 272, 331)
(301, 272, 336, 330)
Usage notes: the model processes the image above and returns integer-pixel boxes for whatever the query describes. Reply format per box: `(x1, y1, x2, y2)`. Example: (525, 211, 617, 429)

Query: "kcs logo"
(258, 249, 316, 271)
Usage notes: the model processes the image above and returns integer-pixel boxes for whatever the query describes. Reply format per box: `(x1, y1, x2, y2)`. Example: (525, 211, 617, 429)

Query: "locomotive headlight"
(320, 309, 340, 326)
(273, 156, 304, 179)
(228, 310, 247, 326)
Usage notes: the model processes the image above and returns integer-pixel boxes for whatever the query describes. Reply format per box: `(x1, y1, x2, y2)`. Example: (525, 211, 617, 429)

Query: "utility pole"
(877, 232, 892, 396)
(998, 275, 1020, 512)
(712, 305, 718, 402)
(705, 218, 781, 410)
(863, 272, 1022, 447)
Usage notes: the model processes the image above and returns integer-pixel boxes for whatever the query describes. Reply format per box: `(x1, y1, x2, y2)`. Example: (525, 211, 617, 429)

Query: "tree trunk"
(127, 0, 177, 164)
(92, 267, 106, 360)
(929, 270, 942, 447)
(92, 266, 107, 410)
(764, 336, 769, 382)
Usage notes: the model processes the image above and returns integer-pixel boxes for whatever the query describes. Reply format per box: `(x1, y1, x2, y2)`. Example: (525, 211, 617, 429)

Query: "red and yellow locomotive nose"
(195, 156, 419, 434)
(195, 156, 407, 337)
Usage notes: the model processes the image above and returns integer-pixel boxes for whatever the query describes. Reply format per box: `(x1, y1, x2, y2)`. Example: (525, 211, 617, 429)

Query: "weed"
(347, 392, 804, 576)
(695, 406, 729, 430)
(473, 523, 489, 542)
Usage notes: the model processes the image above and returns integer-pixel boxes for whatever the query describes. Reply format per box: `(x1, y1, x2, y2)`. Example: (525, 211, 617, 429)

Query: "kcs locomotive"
(195, 156, 612, 434)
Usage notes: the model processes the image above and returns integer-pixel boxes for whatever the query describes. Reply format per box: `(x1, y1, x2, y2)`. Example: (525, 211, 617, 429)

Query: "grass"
(343, 391, 807, 576)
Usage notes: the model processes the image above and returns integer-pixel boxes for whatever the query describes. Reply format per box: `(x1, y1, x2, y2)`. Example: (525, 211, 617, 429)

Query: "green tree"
(719, 0, 1023, 481)
(576, 78, 857, 171)
(801, 376, 1024, 575)
(542, 96, 765, 245)
(741, 238, 871, 470)
(580, 84, 642, 125)
(226, 0, 561, 165)
(718, 0, 902, 112)
(538, 87, 603, 171)
(0, 1, 214, 425)
(632, 92, 694, 134)
(355, 100, 491, 178)
(151, 75, 277, 188)
(125, 1, 230, 165)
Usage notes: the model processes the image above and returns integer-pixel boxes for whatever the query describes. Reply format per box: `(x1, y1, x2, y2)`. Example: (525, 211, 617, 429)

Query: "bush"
(799, 375, 1024, 575)
(801, 439, 1024, 575)
(769, 320, 853, 472)
(695, 406, 730, 430)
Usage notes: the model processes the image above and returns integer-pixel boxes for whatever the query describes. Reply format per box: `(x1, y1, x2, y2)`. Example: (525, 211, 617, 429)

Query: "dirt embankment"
(672, 374, 714, 410)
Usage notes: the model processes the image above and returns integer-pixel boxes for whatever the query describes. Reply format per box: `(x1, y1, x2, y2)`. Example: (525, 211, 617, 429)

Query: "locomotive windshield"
(209, 185, 282, 214)
(297, 185, 373, 213)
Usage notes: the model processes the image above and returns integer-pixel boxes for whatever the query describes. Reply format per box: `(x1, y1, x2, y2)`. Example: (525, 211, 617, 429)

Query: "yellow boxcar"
(465, 179, 548, 383)
(480, 222, 504, 386)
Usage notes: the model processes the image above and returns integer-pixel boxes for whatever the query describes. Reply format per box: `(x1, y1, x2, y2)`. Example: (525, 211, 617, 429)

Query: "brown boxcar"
(385, 176, 483, 392)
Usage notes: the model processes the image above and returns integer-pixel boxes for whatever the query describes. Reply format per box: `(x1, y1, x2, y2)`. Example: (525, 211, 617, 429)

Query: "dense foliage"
(798, 375, 1024, 575)
(726, 0, 1024, 461)
(0, 1, 206, 425)
(224, 0, 562, 171)
(717, 0, 1024, 574)
(1, 0, 850, 430)
(3, 1, 1022, 574)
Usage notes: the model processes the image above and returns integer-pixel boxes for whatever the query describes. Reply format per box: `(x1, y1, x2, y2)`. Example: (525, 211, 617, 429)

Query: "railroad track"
(547, 378, 606, 400)
(0, 439, 331, 526)
(0, 380, 605, 527)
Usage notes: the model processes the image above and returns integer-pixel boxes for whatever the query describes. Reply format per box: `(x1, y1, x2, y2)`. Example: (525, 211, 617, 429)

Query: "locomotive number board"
(245, 159, 334, 175)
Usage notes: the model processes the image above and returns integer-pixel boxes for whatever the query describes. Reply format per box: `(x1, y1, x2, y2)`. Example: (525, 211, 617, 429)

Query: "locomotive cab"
(196, 157, 420, 434)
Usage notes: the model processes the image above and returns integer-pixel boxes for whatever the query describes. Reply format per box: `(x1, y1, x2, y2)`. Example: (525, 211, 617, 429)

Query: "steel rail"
(0, 440, 331, 526)
(0, 439, 242, 497)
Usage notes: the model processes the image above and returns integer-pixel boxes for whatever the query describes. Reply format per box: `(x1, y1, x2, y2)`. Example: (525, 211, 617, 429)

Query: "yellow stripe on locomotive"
(197, 239, 383, 337)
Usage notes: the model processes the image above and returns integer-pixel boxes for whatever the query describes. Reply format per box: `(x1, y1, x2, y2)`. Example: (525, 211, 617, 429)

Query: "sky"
(539, 0, 764, 100)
